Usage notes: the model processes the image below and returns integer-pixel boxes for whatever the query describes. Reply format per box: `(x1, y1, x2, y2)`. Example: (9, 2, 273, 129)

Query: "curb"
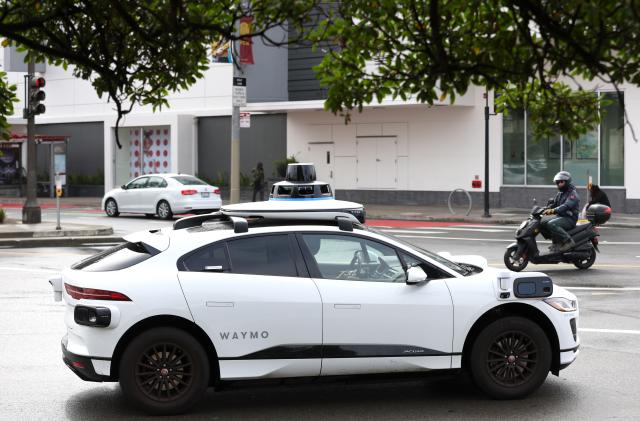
(0, 236, 124, 248)
(0, 227, 114, 239)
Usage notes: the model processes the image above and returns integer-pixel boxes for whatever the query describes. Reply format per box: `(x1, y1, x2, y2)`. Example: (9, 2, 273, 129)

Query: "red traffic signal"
(31, 77, 46, 89)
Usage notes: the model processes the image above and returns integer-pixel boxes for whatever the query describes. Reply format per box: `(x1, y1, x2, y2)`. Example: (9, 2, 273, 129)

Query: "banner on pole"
(239, 16, 254, 64)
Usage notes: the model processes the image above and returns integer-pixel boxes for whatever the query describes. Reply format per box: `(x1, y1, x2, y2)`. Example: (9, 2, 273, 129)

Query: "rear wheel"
(119, 327, 209, 415)
(156, 200, 173, 220)
(105, 198, 119, 217)
(504, 246, 528, 272)
(470, 317, 551, 399)
(574, 246, 596, 269)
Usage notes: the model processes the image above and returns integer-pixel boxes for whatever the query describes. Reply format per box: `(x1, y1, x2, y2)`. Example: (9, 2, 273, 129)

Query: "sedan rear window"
(71, 242, 158, 272)
(172, 176, 208, 185)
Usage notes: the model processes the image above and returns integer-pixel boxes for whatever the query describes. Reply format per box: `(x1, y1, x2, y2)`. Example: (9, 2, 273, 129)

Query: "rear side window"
(72, 242, 156, 272)
(172, 176, 207, 185)
(181, 244, 229, 272)
(227, 235, 297, 277)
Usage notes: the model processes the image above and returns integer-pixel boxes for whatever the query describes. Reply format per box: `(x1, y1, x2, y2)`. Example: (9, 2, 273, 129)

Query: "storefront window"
(563, 130, 598, 186)
(115, 126, 171, 186)
(502, 91, 624, 187)
(502, 109, 525, 185)
(600, 92, 624, 186)
(526, 128, 560, 185)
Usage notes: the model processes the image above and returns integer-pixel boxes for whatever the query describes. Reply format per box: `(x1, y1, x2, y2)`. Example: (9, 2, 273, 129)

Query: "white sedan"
(102, 173, 221, 219)
(50, 204, 579, 415)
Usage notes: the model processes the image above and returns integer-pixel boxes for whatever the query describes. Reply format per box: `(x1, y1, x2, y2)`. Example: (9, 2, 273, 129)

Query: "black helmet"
(553, 171, 572, 184)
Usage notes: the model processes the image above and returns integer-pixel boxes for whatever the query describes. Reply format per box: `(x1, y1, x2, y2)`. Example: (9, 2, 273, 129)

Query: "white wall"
(287, 89, 502, 193)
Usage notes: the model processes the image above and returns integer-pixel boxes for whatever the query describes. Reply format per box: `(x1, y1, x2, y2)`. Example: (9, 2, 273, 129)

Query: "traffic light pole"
(22, 60, 41, 224)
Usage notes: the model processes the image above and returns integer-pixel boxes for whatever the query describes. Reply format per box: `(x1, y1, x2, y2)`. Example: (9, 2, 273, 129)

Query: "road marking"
(396, 235, 514, 243)
(579, 328, 640, 335)
(0, 266, 59, 274)
(560, 286, 640, 291)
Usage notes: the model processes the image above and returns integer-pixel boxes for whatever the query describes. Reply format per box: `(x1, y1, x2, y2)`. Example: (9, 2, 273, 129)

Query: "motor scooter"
(504, 204, 611, 271)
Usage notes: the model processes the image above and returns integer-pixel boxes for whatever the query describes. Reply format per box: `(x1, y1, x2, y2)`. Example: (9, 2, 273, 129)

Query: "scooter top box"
(586, 204, 612, 225)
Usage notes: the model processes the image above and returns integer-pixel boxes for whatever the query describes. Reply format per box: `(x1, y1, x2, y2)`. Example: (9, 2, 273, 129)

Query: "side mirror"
(121, 184, 127, 190)
(406, 266, 428, 285)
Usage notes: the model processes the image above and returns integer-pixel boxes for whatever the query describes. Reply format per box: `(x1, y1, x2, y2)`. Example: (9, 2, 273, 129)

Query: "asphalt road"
(1, 210, 639, 419)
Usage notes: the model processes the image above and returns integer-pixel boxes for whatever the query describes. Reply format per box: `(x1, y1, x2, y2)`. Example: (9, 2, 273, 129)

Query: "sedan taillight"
(213, 188, 220, 195)
(64, 283, 131, 301)
(181, 189, 197, 195)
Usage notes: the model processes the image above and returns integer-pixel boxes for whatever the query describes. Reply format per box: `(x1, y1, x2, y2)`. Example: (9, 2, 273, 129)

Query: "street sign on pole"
(240, 112, 251, 128)
(232, 77, 247, 107)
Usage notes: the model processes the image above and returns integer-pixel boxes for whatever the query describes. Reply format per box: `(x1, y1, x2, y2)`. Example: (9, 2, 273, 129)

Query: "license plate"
(201, 192, 210, 198)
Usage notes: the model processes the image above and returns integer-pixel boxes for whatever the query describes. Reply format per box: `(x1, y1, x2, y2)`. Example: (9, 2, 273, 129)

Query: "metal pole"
(483, 90, 492, 218)
(230, 58, 241, 204)
(22, 60, 41, 223)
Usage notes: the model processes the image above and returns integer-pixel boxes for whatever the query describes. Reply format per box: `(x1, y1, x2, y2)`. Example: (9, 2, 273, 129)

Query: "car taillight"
(64, 283, 131, 301)
(213, 188, 220, 195)
(181, 189, 197, 195)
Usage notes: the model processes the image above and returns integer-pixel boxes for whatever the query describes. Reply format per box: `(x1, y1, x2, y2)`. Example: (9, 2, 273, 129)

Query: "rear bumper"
(172, 198, 222, 213)
(62, 337, 111, 382)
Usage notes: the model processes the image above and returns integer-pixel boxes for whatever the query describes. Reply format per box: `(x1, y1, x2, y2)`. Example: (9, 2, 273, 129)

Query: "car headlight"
(544, 297, 577, 312)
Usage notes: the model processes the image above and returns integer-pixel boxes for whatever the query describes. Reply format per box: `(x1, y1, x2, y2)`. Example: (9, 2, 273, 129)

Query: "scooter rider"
(541, 171, 580, 253)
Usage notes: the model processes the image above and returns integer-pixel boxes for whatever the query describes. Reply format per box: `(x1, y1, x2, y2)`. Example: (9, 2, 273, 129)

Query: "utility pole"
(483, 89, 494, 218)
(22, 60, 41, 223)
(230, 55, 243, 204)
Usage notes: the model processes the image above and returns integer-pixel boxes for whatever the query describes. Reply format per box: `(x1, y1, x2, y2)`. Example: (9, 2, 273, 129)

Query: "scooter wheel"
(504, 246, 528, 272)
(574, 246, 596, 269)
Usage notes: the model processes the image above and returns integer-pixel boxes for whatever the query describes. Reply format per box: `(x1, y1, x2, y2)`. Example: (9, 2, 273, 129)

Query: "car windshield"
(367, 227, 469, 276)
(172, 176, 208, 185)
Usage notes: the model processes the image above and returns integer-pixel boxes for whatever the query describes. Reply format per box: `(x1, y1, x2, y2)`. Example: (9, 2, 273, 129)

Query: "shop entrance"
(356, 136, 398, 189)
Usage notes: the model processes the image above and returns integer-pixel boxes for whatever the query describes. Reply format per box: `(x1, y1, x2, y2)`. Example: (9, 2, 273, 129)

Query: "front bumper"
(61, 336, 111, 382)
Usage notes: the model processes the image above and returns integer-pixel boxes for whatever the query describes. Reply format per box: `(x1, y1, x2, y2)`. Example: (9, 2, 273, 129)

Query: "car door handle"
(204, 265, 224, 272)
(334, 304, 361, 310)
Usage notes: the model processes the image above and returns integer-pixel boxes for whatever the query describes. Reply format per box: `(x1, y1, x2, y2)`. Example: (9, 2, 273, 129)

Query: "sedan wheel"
(470, 317, 551, 399)
(119, 327, 209, 415)
(105, 198, 119, 217)
(156, 201, 173, 220)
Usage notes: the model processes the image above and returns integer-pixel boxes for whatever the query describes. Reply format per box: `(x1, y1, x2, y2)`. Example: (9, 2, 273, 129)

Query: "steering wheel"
(375, 256, 406, 282)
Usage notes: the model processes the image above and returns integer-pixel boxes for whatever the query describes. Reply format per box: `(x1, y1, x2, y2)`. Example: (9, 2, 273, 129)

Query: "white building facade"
(1, 41, 638, 212)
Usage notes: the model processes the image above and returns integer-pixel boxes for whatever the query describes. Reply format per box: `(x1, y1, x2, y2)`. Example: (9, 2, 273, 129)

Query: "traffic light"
(27, 76, 46, 117)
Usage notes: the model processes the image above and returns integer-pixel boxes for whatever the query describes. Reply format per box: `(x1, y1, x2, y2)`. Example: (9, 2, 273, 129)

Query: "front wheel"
(470, 317, 551, 399)
(119, 327, 210, 415)
(105, 198, 119, 217)
(504, 245, 528, 272)
(574, 246, 596, 269)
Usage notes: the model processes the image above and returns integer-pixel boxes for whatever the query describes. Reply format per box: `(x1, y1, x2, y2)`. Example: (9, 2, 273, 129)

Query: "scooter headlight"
(544, 297, 578, 312)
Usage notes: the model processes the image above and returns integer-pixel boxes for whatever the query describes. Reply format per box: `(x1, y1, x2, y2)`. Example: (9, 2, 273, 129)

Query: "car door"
(142, 176, 166, 213)
(119, 176, 149, 212)
(297, 232, 454, 376)
(177, 233, 323, 380)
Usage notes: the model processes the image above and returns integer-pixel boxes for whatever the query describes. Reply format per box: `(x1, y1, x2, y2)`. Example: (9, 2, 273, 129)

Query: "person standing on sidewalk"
(251, 162, 265, 202)
(541, 171, 580, 253)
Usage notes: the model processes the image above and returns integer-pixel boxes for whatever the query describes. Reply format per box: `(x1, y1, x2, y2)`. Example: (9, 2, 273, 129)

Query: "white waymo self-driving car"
(49, 201, 579, 415)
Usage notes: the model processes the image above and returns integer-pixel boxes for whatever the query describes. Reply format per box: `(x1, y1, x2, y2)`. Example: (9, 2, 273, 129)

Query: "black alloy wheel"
(504, 246, 528, 272)
(574, 246, 596, 269)
(119, 327, 209, 415)
(470, 317, 551, 399)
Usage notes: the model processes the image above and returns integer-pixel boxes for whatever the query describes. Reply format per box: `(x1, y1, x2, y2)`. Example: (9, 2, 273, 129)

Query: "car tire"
(574, 246, 596, 269)
(156, 200, 173, 220)
(504, 246, 528, 272)
(119, 327, 210, 415)
(105, 198, 119, 217)
(470, 316, 551, 399)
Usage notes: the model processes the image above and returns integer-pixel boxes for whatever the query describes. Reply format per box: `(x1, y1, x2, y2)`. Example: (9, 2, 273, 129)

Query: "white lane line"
(560, 286, 640, 291)
(0, 266, 59, 274)
(579, 328, 640, 335)
(394, 234, 640, 245)
(382, 228, 510, 234)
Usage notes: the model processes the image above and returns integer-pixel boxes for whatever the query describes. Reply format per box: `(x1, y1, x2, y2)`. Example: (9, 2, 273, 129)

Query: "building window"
(502, 92, 624, 186)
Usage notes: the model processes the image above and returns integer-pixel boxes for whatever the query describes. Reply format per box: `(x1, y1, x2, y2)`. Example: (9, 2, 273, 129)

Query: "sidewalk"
(0, 197, 638, 248)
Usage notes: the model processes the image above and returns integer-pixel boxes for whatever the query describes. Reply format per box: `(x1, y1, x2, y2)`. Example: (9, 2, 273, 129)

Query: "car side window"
(147, 176, 165, 188)
(301, 234, 406, 283)
(127, 177, 148, 189)
(400, 252, 451, 280)
(227, 235, 298, 277)
(180, 243, 229, 272)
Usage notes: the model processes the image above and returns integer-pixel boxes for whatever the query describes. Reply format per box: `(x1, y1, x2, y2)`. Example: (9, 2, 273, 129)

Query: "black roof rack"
(173, 211, 358, 233)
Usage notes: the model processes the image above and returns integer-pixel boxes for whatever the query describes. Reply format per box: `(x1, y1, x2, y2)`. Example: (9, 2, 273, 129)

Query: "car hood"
(437, 251, 489, 269)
